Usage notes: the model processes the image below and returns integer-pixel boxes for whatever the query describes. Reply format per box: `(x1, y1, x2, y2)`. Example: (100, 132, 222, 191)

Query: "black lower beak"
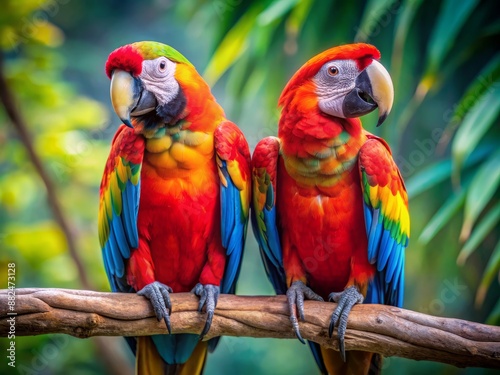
(342, 70, 377, 119)
(130, 89, 157, 117)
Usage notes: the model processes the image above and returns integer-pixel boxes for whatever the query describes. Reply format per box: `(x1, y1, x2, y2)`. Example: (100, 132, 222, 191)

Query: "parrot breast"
(144, 127, 215, 176)
(126, 127, 223, 292)
(278, 118, 375, 298)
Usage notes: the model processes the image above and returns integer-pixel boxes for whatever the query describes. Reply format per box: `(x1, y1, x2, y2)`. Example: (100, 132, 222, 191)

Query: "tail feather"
(319, 347, 381, 375)
(136, 337, 207, 375)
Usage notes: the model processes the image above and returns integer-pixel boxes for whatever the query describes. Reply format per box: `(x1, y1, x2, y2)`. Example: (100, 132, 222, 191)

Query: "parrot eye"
(327, 66, 339, 76)
(158, 59, 167, 72)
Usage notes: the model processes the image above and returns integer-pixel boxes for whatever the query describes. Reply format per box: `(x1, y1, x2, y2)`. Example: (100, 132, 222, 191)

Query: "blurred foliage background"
(0, 0, 498, 374)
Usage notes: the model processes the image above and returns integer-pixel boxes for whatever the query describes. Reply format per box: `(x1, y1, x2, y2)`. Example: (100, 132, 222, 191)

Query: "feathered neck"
(278, 84, 364, 159)
(135, 65, 224, 138)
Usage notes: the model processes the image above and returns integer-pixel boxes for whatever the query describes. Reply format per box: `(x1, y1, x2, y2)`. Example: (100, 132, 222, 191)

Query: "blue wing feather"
(360, 139, 409, 308)
(100, 128, 142, 295)
(367, 208, 381, 263)
(219, 160, 247, 295)
(108, 229, 125, 278)
(122, 180, 139, 248)
(251, 137, 287, 295)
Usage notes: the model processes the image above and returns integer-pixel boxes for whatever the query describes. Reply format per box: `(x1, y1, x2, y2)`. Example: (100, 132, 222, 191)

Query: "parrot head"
(105, 41, 196, 131)
(279, 43, 393, 127)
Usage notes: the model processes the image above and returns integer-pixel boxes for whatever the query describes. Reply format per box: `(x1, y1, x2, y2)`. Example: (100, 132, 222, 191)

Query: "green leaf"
(257, 0, 301, 26)
(355, 0, 398, 41)
(426, 0, 479, 75)
(405, 159, 452, 198)
(406, 145, 492, 198)
(418, 189, 466, 245)
(458, 201, 500, 264)
(460, 150, 500, 240)
(391, 0, 424, 88)
(452, 85, 500, 178)
(486, 295, 500, 326)
(203, 5, 262, 86)
(475, 239, 500, 307)
(451, 54, 500, 124)
(285, 0, 314, 35)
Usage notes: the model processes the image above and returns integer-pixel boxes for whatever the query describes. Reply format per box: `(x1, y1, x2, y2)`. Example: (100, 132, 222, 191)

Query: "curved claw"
(328, 286, 364, 361)
(286, 281, 324, 345)
(192, 283, 220, 340)
(137, 281, 173, 334)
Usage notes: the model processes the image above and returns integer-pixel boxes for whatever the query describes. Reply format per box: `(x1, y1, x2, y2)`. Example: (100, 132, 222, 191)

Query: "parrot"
(251, 43, 409, 374)
(98, 41, 251, 375)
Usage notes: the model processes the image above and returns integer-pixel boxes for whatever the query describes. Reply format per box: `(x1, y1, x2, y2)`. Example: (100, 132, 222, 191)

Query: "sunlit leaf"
(285, 0, 313, 35)
(475, 240, 500, 307)
(452, 85, 500, 179)
(458, 202, 500, 265)
(4, 221, 66, 265)
(460, 150, 500, 241)
(30, 22, 64, 47)
(418, 189, 466, 245)
(257, 0, 301, 26)
(425, 0, 479, 75)
(203, 5, 262, 86)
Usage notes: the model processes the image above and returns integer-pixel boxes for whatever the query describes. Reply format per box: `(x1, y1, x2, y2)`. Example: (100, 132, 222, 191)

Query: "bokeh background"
(0, 0, 499, 374)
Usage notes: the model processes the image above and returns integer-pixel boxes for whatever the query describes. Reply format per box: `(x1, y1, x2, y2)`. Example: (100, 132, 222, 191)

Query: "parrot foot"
(137, 281, 173, 334)
(192, 283, 220, 340)
(286, 280, 324, 344)
(328, 285, 364, 362)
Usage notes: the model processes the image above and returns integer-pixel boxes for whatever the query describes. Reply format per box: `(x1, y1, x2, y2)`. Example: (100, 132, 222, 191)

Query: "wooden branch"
(1, 289, 499, 369)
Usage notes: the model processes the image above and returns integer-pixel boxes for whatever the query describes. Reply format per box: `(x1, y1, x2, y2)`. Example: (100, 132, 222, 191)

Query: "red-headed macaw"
(99, 41, 251, 374)
(252, 43, 409, 374)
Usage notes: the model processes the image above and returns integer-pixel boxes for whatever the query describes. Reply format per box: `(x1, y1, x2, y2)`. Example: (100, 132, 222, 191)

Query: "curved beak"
(110, 70, 157, 128)
(110, 70, 140, 127)
(342, 60, 394, 126)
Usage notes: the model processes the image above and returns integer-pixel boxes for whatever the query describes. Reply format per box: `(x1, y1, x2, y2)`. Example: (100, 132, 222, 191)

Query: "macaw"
(252, 43, 409, 374)
(99, 41, 251, 374)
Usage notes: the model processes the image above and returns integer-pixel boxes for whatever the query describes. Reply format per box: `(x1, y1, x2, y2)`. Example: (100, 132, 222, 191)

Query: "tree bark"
(1, 288, 499, 369)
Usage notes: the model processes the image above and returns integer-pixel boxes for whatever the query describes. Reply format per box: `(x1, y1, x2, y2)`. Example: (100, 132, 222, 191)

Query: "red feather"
(105, 45, 143, 78)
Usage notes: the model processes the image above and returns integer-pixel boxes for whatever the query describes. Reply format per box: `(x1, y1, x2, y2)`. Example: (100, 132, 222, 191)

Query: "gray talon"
(137, 281, 173, 334)
(192, 283, 220, 339)
(286, 281, 324, 344)
(328, 286, 364, 361)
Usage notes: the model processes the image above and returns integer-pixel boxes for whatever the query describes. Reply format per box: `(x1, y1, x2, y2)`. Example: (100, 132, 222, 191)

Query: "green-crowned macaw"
(252, 43, 409, 374)
(99, 41, 251, 374)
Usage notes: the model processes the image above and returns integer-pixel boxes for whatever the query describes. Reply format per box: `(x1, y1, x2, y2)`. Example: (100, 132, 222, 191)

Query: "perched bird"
(99, 41, 251, 374)
(252, 43, 409, 374)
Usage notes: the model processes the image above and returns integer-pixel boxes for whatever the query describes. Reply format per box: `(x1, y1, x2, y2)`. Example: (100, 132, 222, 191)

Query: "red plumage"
(105, 45, 143, 78)
(252, 43, 408, 375)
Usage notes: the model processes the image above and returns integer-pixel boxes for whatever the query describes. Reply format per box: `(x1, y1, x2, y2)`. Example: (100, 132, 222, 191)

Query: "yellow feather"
(146, 135, 173, 153)
(227, 161, 245, 190)
(383, 189, 395, 220)
(170, 143, 207, 169)
(147, 149, 178, 170)
(401, 203, 410, 237)
(369, 184, 379, 206)
(116, 159, 127, 183)
(104, 189, 112, 221)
